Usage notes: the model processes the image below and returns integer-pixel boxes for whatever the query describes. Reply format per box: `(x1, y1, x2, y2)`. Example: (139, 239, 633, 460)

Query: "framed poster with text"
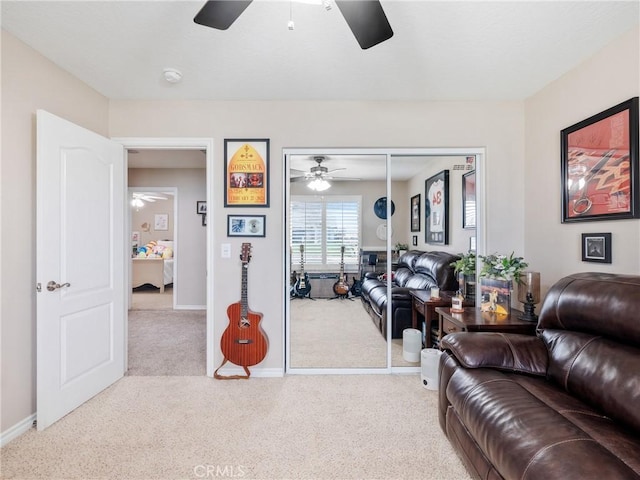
(224, 139, 270, 207)
(425, 170, 449, 245)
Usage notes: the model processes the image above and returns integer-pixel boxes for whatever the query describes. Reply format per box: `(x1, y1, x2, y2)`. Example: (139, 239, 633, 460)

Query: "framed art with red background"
(561, 97, 639, 223)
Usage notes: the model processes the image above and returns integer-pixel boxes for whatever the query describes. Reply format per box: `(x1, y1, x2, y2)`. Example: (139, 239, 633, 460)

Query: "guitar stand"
(328, 293, 354, 301)
(292, 292, 315, 300)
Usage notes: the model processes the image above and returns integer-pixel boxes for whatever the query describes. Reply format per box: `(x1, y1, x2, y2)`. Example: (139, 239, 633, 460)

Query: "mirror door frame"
(283, 147, 485, 375)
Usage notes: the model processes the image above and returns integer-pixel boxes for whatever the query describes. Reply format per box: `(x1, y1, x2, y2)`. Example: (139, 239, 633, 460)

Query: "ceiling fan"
(291, 156, 360, 192)
(194, 0, 394, 50)
(132, 192, 168, 203)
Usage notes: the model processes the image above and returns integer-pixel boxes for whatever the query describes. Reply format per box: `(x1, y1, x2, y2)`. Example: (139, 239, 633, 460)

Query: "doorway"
(114, 137, 215, 377)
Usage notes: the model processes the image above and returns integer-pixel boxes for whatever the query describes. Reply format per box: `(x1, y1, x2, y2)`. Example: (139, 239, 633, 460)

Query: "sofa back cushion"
(397, 250, 423, 271)
(413, 251, 459, 291)
(538, 272, 640, 433)
(541, 329, 640, 434)
(394, 267, 414, 287)
(538, 272, 640, 347)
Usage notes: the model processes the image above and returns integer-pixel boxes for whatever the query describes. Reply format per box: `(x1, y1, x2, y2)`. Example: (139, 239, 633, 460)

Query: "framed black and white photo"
(581, 233, 611, 263)
(412, 235, 418, 246)
(227, 215, 266, 237)
(462, 170, 476, 229)
(196, 201, 207, 214)
(410, 194, 421, 232)
(425, 170, 449, 245)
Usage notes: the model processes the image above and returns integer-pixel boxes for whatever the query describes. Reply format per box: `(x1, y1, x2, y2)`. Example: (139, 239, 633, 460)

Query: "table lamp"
(518, 272, 541, 322)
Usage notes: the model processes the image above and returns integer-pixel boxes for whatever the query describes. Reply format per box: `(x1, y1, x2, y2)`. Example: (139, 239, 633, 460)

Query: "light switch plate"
(221, 243, 231, 258)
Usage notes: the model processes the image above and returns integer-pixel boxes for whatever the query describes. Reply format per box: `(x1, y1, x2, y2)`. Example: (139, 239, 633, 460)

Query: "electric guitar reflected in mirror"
(292, 245, 313, 300)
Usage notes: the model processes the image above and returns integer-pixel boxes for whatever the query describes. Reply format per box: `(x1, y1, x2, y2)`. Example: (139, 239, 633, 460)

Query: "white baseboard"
(174, 304, 206, 310)
(1, 413, 36, 447)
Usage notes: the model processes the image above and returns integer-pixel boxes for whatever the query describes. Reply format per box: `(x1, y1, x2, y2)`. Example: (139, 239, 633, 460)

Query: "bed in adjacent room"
(132, 240, 174, 292)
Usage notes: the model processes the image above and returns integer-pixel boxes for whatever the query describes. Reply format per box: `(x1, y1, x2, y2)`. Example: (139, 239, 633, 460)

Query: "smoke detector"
(163, 68, 182, 84)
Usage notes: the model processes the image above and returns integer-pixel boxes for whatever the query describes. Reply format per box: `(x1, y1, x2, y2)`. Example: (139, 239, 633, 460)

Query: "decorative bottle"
(451, 290, 464, 313)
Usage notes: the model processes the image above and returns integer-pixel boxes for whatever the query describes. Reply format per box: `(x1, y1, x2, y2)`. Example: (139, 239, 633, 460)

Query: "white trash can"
(421, 348, 443, 390)
(402, 328, 422, 363)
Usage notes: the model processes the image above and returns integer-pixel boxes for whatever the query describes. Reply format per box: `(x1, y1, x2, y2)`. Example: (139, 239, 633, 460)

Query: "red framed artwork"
(561, 97, 639, 223)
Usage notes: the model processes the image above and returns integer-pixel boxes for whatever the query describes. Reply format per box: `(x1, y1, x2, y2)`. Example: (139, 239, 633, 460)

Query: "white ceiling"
(2, 1, 638, 102)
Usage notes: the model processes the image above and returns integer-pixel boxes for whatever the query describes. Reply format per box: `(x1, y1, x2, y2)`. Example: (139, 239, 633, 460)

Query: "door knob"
(47, 281, 71, 291)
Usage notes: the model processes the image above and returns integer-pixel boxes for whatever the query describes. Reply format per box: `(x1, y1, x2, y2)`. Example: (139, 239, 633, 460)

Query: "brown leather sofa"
(360, 250, 459, 339)
(439, 272, 640, 480)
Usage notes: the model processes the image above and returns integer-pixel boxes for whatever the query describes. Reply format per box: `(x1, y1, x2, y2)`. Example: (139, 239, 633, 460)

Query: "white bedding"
(163, 258, 174, 285)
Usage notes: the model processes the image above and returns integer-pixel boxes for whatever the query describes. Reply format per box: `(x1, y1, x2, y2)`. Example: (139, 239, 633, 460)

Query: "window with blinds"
(290, 195, 361, 269)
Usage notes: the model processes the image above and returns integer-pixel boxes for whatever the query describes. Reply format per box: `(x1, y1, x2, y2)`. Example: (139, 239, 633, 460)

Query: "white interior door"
(36, 110, 126, 430)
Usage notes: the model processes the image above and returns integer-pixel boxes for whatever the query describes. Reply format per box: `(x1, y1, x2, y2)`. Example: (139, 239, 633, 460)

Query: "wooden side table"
(435, 306, 537, 349)
(410, 290, 455, 348)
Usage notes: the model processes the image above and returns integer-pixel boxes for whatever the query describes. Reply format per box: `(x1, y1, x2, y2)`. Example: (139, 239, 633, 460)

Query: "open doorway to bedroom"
(126, 148, 208, 376)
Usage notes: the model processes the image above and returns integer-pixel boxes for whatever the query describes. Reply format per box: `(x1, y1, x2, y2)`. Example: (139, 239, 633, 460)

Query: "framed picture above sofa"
(561, 97, 639, 223)
(425, 170, 449, 245)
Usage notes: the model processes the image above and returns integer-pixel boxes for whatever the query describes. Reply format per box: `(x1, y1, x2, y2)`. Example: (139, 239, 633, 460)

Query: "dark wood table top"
(435, 306, 536, 330)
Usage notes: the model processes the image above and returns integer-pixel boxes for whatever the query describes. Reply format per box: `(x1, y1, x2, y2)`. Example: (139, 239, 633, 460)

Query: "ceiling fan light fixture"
(131, 198, 144, 208)
(308, 178, 331, 192)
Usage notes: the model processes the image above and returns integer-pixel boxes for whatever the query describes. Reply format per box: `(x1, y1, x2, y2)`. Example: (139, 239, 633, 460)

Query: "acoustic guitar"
(333, 246, 350, 296)
(293, 245, 312, 298)
(215, 242, 268, 379)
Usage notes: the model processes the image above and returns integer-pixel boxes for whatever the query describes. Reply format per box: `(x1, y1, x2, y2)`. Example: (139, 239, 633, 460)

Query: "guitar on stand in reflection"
(293, 245, 314, 300)
(331, 246, 352, 301)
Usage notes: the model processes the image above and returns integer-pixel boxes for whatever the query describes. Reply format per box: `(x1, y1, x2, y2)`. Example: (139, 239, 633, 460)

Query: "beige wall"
(1, 30, 110, 432)
(4, 23, 636, 437)
(524, 26, 640, 296)
(108, 99, 526, 375)
(129, 168, 207, 307)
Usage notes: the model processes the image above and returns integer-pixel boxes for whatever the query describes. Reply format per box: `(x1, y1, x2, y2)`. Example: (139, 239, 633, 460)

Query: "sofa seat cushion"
(446, 366, 640, 479)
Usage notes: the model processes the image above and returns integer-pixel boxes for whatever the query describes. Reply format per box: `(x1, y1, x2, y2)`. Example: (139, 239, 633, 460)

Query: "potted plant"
(478, 252, 528, 314)
(395, 243, 409, 258)
(451, 251, 476, 299)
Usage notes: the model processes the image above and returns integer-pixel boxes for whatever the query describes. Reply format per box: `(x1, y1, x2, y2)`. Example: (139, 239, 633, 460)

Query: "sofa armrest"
(441, 332, 548, 376)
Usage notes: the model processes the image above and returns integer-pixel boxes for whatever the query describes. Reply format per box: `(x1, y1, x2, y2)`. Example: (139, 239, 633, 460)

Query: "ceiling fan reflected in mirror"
(291, 156, 361, 191)
(194, 0, 394, 50)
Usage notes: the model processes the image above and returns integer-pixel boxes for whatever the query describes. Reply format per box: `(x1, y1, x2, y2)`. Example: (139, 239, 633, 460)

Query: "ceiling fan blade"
(194, 0, 253, 30)
(291, 176, 309, 183)
(325, 167, 347, 174)
(335, 0, 394, 50)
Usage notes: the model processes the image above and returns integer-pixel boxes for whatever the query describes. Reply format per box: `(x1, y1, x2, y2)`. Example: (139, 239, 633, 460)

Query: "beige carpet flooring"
(0, 375, 472, 480)
(131, 287, 174, 310)
(127, 309, 206, 376)
(290, 298, 419, 368)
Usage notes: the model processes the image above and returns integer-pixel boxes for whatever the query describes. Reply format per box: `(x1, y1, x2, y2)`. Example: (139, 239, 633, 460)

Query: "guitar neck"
(241, 262, 248, 318)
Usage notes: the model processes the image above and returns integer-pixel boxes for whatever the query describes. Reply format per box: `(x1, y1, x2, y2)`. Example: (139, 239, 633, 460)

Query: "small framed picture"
(154, 213, 168, 231)
(410, 194, 421, 232)
(412, 235, 418, 246)
(227, 215, 266, 237)
(581, 233, 611, 263)
(469, 236, 477, 252)
(196, 201, 207, 214)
